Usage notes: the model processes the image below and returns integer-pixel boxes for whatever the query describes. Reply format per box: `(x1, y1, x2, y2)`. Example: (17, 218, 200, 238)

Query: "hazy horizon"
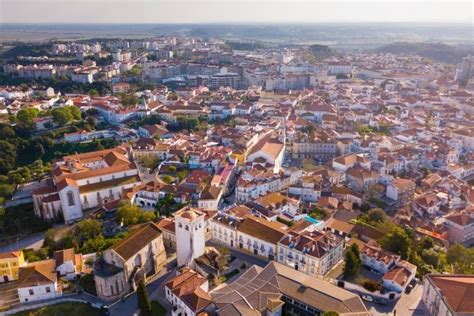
(1, 0, 472, 24)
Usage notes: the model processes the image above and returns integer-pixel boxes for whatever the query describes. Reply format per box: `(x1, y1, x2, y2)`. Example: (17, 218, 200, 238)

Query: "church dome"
(181, 209, 199, 220)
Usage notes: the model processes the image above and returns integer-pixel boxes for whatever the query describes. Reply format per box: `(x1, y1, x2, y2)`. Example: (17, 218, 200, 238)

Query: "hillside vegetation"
(375, 42, 472, 64)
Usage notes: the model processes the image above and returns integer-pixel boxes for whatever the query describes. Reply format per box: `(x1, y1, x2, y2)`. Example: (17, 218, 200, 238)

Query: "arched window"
(67, 191, 75, 206)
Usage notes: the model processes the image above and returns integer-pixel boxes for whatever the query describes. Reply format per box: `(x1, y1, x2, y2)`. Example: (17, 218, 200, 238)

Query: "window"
(67, 191, 75, 206)
(46, 287, 51, 293)
(29, 289, 34, 295)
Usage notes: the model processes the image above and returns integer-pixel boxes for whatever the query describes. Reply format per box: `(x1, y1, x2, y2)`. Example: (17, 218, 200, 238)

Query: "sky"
(0, 0, 472, 24)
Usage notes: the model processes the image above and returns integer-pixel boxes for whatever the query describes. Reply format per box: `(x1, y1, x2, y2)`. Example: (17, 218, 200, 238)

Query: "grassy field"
(13, 302, 103, 316)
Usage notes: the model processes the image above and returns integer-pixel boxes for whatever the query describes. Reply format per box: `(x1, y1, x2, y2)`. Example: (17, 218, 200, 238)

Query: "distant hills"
(1, 23, 472, 50)
(375, 42, 473, 64)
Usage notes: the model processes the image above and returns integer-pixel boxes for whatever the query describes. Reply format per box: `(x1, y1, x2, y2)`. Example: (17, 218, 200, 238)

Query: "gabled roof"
(111, 222, 162, 261)
(165, 268, 211, 312)
(237, 215, 287, 244)
(445, 213, 474, 226)
(18, 259, 57, 288)
(427, 274, 474, 314)
(0, 251, 22, 260)
(211, 261, 369, 315)
(53, 248, 76, 266)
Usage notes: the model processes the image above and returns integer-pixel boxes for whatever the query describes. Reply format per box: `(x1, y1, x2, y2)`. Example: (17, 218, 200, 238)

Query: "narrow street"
(365, 283, 425, 316)
(0, 232, 45, 253)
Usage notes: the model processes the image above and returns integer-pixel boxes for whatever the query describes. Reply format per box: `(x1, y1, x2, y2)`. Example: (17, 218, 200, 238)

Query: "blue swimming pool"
(304, 215, 321, 225)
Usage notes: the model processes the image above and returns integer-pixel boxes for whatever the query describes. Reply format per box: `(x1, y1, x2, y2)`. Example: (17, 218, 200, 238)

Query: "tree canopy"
(380, 227, 413, 260)
(368, 208, 387, 223)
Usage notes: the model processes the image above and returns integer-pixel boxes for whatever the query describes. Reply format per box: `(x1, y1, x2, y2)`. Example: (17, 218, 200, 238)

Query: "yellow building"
(0, 251, 25, 283)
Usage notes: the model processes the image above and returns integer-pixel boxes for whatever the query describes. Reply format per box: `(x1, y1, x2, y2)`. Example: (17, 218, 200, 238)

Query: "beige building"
(444, 212, 474, 246)
(278, 230, 344, 276)
(94, 222, 167, 300)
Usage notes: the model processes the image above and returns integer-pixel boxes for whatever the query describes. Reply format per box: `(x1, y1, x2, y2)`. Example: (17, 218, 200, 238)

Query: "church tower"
(175, 207, 206, 268)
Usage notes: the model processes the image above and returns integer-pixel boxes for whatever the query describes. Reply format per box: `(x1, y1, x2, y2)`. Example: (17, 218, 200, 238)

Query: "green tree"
(116, 202, 142, 226)
(137, 280, 151, 316)
(0, 125, 16, 140)
(343, 250, 359, 279)
(69, 106, 82, 120)
(380, 227, 413, 260)
(447, 244, 474, 274)
(140, 211, 156, 223)
(86, 116, 96, 129)
(350, 244, 361, 260)
(16, 108, 40, 125)
(0, 141, 17, 174)
(120, 93, 139, 107)
(88, 89, 99, 97)
(421, 248, 439, 268)
(177, 170, 188, 181)
(52, 107, 73, 125)
(419, 236, 434, 250)
(43, 228, 58, 249)
(8, 167, 32, 184)
(76, 219, 102, 241)
(322, 312, 339, 316)
(80, 235, 108, 254)
(162, 175, 174, 184)
(0, 184, 14, 199)
(368, 208, 387, 223)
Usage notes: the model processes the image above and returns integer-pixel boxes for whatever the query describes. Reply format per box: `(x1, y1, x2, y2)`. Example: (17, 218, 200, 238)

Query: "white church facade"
(32, 147, 141, 224)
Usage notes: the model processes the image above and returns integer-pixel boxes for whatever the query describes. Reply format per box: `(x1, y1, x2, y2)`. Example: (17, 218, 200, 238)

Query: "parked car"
(375, 298, 388, 305)
(361, 295, 374, 302)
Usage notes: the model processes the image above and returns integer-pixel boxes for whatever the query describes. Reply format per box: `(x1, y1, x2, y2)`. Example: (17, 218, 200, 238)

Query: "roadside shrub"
(362, 280, 382, 292)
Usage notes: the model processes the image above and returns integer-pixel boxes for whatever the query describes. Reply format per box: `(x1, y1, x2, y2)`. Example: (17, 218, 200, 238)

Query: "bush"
(140, 211, 157, 223)
(23, 247, 49, 263)
(162, 175, 174, 184)
(362, 280, 382, 292)
(368, 208, 387, 223)
(276, 217, 294, 227)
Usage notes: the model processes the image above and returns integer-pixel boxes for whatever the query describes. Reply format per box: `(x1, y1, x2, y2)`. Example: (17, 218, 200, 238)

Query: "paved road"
(393, 283, 425, 316)
(364, 283, 424, 316)
(0, 232, 45, 253)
